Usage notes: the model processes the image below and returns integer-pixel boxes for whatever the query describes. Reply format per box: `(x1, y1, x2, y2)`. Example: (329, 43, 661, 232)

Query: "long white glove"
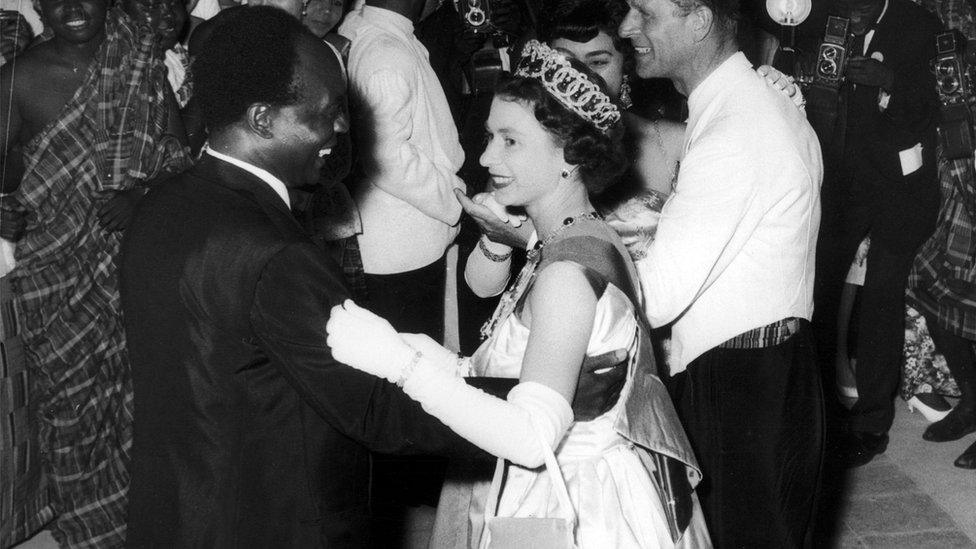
(400, 332, 472, 376)
(403, 371, 573, 468)
(326, 300, 416, 383)
(326, 301, 573, 467)
(479, 192, 525, 228)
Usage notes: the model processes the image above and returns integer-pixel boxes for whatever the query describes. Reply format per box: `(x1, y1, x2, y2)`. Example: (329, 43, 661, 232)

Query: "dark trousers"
(814, 157, 939, 434)
(922, 310, 976, 394)
(363, 255, 446, 341)
(671, 323, 823, 549)
(364, 256, 448, 539)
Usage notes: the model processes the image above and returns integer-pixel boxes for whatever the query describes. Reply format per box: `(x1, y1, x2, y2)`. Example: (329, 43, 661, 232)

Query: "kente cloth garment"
(163, 43, 192, 108)
(908, 151, 976, 341)
(906, 0, 976, 342)
(9, 9, 191, 547)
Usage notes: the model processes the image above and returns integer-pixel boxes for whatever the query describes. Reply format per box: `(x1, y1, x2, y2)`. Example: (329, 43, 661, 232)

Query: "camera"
(933, 30, 973, 104)
(813, 16, 853, 90)
(454, 0, 492, 32)
(932, 30, 976, 159)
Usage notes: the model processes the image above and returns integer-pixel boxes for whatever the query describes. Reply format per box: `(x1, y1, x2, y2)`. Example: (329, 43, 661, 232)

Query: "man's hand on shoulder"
(98, 188, 147, 232)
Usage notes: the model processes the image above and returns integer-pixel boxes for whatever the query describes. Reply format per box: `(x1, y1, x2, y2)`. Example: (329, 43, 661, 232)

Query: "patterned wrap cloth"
(898, 0, 976, 402)
(9, 8, 191, 547)
(907, 0, 976, 345)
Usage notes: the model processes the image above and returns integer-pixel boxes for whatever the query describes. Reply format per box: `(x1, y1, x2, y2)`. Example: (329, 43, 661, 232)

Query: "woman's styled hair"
(494, 60, 628, 196)
(540, 0, 634, 74)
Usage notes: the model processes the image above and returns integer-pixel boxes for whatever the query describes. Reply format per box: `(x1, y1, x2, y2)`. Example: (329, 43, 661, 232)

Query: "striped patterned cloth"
(1, 275, 54, 547)
(908, 152, 976, 341)
(8, 8, 191, 547)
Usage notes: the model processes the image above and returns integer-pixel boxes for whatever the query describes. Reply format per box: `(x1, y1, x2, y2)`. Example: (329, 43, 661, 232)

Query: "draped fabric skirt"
(429, 401, 711, 548)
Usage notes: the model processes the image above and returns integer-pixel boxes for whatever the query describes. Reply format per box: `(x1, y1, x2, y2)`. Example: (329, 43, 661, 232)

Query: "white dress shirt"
(206, 148, 291, 210)
(636, 52, 823, 373)
(339, 6, 465, 274)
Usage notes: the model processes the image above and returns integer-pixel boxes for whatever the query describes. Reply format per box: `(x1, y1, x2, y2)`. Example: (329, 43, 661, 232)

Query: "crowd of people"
(0, 0, 974, 547)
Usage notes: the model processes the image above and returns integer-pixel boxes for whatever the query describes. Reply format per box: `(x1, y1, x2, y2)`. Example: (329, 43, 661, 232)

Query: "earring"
(301, 0, 310, 18)
(561, 170, 569, 179)
(619, 75, 633, 111)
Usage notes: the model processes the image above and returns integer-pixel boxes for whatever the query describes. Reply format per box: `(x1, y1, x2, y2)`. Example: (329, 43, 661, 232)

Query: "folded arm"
(359, 70, 464, 225)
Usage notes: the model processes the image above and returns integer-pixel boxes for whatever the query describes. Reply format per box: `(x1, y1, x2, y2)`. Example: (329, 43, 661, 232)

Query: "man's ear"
(245, 103, 275, 139)
(688, 4, 714, 42)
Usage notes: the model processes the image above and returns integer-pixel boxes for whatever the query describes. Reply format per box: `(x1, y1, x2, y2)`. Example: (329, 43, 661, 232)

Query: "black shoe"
(955, 439, 976, 469)
(922, 405, 976, 442)
(839, 431, 889, 468)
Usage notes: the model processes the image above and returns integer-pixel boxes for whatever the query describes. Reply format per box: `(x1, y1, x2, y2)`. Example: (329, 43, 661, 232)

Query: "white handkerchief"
(899, 143, 924, 176)
(0, 239, 16, 278)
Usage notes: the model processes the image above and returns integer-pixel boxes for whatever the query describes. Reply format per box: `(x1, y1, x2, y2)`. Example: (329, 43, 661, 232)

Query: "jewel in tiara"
(514, 40, 621, 133)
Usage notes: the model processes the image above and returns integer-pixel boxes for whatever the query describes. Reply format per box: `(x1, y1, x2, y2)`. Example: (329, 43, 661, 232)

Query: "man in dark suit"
(120, 7, 505, 547)
(807, 0, 943, 466)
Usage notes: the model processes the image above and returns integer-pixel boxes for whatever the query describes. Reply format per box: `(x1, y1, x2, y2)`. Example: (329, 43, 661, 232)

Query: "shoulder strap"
(536, 226, 642, 309)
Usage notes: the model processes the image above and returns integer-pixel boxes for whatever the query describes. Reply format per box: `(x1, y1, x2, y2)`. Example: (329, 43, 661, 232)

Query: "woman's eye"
(589, 60, 609, 69)
(504, 138, 516, 147)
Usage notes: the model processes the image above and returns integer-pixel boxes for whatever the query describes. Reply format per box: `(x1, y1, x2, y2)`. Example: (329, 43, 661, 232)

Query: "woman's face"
(550, 30, 624, 97)
(480, 97, 567, 208)
(303, 0, 343, 38)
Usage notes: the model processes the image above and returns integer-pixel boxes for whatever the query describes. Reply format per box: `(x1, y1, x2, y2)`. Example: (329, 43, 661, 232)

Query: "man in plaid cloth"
(0, 0, 190, 544)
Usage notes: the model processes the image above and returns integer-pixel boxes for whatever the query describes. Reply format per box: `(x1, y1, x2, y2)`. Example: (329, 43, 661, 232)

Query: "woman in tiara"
(327, 40, 711, 548)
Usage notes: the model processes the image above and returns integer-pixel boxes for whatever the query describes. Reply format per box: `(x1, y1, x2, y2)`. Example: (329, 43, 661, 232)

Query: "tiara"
(514, 40, 621, 133)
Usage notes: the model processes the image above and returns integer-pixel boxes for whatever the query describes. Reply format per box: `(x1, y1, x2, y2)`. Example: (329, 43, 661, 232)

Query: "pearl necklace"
(480, 211, 602, 340)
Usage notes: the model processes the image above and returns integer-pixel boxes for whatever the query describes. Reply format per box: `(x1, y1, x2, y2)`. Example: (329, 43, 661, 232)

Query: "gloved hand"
(455, 188, 532, 249)
(400, 333, 469, 376)
(326, 300, 416, 383)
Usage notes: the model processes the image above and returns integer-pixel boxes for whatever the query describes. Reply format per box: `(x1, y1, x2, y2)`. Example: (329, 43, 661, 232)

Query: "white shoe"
(907, 394, 952, 423)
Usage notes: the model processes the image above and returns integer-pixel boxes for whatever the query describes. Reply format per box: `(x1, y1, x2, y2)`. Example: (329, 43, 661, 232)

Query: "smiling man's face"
(618, 0, 695, 80)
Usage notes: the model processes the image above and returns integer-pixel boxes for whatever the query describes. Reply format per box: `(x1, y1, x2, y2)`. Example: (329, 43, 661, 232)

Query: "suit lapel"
(195, 155, 305, 236)
(864, 0, 897, 60)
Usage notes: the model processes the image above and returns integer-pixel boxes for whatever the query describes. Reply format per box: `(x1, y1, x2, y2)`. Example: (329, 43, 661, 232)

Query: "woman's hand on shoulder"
(757, 65, 805, 110)
(326, 300, 415, 383)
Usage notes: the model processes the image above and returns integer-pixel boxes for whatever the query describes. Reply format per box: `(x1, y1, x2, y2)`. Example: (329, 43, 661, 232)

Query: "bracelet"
(478, 237, 512, 262)
(396, 350, 423, 387)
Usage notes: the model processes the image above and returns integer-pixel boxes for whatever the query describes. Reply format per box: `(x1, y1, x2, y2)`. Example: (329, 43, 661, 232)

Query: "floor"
(13, 398, 976, 548)
(818, 397, 976, 548)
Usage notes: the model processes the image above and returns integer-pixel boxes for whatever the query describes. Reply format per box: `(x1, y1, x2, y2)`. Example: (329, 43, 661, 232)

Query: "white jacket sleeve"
(359, 70, 465, 225)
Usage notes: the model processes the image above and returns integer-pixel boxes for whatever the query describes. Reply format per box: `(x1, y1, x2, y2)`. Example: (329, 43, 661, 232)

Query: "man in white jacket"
(620, 0, 824, 546)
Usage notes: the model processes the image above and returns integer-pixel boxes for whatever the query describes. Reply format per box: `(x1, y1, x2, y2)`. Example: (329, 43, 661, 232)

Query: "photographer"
(907, 19, 976, 468)
(805, 0, 944, 467)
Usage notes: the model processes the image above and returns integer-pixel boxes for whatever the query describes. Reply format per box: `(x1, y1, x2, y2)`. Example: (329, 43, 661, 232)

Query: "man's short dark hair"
(193, 6, 310, 132)
(673, 0, 739, 41)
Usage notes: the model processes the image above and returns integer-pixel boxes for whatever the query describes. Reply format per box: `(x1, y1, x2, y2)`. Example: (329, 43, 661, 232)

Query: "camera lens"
(819, 59, 838, 77)
(937, 63, 957, 77)
(822, 47, 838, 60)
(940, 76, 960, 94)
